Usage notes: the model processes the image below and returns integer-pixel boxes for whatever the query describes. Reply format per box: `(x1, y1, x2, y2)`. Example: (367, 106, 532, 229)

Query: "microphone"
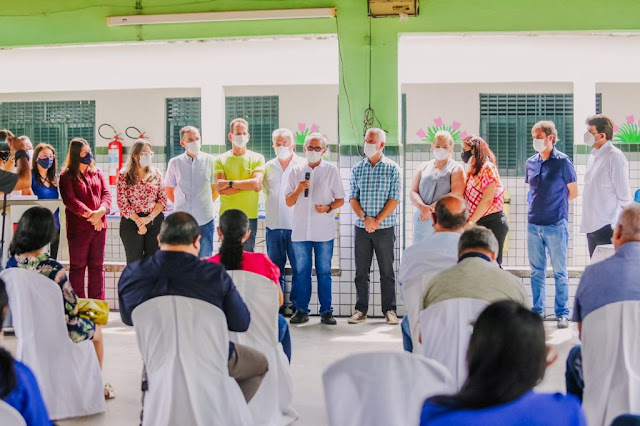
(304, 172, 310, 197)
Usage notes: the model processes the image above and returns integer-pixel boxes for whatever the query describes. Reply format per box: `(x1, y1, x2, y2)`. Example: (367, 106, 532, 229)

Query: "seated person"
(118, 212, 268, 403)
(5, 206, 113, 399)
(421, 300, 585, 425)
(0, 278, 52, 425)
(206, 209, 292, 362)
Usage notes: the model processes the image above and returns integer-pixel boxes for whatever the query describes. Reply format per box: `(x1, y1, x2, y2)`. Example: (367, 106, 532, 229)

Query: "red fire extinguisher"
(107, 135, 123, 185)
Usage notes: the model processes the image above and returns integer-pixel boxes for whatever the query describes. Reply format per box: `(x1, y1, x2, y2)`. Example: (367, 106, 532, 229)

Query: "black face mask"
(461, 150, 472, 164)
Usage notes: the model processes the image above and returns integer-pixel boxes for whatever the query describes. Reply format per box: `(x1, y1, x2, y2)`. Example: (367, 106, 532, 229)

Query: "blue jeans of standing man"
(266, 228, 298, 308)
(291, 240, 334, 315)
(243, 219, 258, 252)
(528, 218, 570, 318)
(198, 219, 215, 258)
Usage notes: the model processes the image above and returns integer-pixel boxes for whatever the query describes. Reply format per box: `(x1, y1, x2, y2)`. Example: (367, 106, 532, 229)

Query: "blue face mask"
(37, 157, 54, 170)
(79, 152, 93, 165)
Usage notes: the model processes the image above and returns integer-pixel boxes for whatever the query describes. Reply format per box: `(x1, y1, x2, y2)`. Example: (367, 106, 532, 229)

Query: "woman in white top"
(410, 130, 465, 243)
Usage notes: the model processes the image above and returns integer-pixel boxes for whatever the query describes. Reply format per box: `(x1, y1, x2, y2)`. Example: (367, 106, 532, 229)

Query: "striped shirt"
(349, 155, 401, 229)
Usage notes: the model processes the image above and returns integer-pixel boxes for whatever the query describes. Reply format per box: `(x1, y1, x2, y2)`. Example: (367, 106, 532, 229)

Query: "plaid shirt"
(349, 155, 401, 229)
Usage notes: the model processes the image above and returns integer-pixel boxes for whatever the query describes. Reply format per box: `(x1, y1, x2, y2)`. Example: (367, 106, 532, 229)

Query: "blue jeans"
(401, 315, 413, 352)
(244, 218, 258, 252)
(198, 219, 215, 258)
(291, 240, 333, 315)
(412, 213, 434, 245)
(528, 218, 570, 318)
(278, 314, 292, 362)
(266, 228, 298, 307)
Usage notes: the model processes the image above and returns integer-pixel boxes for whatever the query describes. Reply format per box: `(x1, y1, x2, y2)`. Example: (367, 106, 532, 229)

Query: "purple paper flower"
(626, 115, 635, 124)
(452, 121, 461, 130)
(311, 123, 319, 132)
(416, 129, 426, 139)
(434, 117, 443, 127)
(460, 131, 468, 139)
(298, 122, 306, 132)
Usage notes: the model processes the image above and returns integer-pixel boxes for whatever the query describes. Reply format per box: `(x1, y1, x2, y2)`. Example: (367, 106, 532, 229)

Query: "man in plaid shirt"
(348, 128, 402, 325)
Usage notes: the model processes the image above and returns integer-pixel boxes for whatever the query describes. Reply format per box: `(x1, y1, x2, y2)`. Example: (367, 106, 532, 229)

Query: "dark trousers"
(565, 345, 584, 402)
(68, 227, 106, 300)
(244, 219, 258, 252)
(587, 224, 614, 257)
(354, 226, 396, 315)
(49, 227, 60, 260)
(120, 214, 164, 264)
(477, 211, 509, 266)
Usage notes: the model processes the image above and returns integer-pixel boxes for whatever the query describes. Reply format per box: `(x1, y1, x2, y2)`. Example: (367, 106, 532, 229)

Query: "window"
(0, 100, 96, 169)
(479, 93, 601, 176)
(225, 96, 279, 160)
(166, 97, 201, 160)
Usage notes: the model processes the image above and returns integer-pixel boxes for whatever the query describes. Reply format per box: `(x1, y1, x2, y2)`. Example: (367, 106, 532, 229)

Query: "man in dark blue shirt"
(525, 121, 578, 329)
(118, 212, 268, 403)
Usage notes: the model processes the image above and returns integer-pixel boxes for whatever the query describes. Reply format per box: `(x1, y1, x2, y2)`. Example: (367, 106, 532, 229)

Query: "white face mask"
(532, 138, 547, 153)
(583, 131, 596, 147)
(305, 150, 323, 164)
(233, 134, 248, 148)
(186, 140, 201, 155)
(433, 147, 449, 161)
(139, 153, 152, 168)
(363, 142, 379, 159)
(276, 146, 292, 160)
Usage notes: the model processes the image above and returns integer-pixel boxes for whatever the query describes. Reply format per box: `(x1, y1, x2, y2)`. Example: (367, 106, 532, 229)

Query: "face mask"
(433, 148, 449, 161)
(276, 146, 291, 160)
(461, 150, 472, 164)
(233, 134, 248, 148)
(306, 150, 323, 164)
(139, 154, 152, 168)
(363, 142, 379, 159)
(80, 152, 93, 165)
(533, 138, 547, 153)
(583, 131, 596, 147)
(186, 140, 200, 155)
(37, 157, 54, 170)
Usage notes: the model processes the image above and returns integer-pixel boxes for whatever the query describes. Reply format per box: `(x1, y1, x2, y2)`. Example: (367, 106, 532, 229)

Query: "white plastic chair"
(581, 301, 640, 426)
(0, 400, 26, 426)
(418, 298, 489, 390)
(402, 275, 435, 353)
(228, 270, 297, 426)
(323, 351, 454, 426)
(0, 268, 105, 420)
(132, 295, 252, 426)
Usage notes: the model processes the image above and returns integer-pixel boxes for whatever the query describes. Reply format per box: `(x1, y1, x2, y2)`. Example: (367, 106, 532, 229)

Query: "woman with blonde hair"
(117, 139, 167, 263)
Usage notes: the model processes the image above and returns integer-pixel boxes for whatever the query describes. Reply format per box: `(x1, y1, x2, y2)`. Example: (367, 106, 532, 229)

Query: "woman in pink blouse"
(59, 138, 111, 299)
(117, 139, 167, 264)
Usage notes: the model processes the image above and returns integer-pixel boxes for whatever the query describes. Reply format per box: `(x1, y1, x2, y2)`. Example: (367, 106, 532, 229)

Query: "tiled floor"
(2, 314, 579, 426)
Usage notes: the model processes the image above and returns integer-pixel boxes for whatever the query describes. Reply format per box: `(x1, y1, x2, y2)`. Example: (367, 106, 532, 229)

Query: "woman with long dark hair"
(420, 301, 585, 425)
(30, 143, 61, 259)
(461, 135, 509, 266)
(59, 138, 111, 300)
(206, 209, 292, 362)
(0, 278, 52, 425)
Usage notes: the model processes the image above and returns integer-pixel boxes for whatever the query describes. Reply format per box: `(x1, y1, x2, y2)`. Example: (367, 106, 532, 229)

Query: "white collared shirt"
(581, 141, 631, 233)
(263, 154, 305, 230)
(398, 231, 461, 287)
(164, 152, 215, 226)
(286, 160, 346, 242)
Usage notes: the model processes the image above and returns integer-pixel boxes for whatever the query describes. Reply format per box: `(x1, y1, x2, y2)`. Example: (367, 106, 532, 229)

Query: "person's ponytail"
(218, 209, 249, 271)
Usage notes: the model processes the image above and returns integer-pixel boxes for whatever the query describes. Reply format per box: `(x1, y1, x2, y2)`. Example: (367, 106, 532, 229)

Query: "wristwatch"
(362, 213, 368, 220)
(229, 181, 234, 188)
(327, 205, 333, 214)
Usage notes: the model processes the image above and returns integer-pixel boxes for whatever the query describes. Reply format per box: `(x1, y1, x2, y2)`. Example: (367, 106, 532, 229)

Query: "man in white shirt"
(398, 194, 468, 352)
(263, 128, 305, 314)
(285, 133, 345, 325)
(164, 126, 218, 257)
(582, 114, 631, 257)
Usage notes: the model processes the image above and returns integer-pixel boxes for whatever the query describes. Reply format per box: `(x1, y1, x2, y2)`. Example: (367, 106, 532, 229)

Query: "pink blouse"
(116, 169, 167, 219)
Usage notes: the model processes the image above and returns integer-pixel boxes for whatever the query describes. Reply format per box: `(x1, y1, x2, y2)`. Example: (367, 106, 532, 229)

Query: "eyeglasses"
(306, 146, 324, 152)
(141, 152, 154, 157)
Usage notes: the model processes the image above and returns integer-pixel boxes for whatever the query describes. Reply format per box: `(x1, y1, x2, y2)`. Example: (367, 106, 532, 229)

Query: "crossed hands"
(82, 208, 106, 231)
(418, 204, 434, 221)
(364, 216, 380, 233)
(133, 215, 153, 235)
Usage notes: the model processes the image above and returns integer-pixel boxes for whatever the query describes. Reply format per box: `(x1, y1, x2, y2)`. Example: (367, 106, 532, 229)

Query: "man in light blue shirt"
(398, 194, 468, 352)
(566, 204, 640, 401)
(164, 126, 218, 257)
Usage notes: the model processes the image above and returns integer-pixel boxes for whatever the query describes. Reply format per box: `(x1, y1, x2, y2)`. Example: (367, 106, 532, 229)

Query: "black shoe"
(320, 312, 337, 325)
(279, 306, 287, 316)
(290, 311, 309, 324)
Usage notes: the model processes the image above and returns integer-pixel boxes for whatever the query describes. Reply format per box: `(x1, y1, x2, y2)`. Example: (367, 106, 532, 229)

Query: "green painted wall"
(2, 0, 640, 146)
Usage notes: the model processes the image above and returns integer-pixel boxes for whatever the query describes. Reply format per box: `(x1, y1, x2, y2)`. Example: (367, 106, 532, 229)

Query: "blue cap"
(635, 189, 640, 203)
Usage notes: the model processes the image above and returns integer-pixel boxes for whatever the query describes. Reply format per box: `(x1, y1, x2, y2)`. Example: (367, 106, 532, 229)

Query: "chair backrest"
(418, 298, 489, 390)
(403, 275, 434, 353)
(582, 301, 640, 426)
(132, 295, 252, 426)
(323, 351, 454, 426)
(0, 268, 104, 420)
(0, 400, 26, 426)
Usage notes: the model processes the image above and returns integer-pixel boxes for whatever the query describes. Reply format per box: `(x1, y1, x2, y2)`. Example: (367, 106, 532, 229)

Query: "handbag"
(76, 298, 110, 325)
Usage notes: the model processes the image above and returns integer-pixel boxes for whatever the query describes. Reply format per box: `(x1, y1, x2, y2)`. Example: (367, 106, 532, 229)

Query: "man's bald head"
(433, 194, 469, 232)
(613, 204, 640, 249)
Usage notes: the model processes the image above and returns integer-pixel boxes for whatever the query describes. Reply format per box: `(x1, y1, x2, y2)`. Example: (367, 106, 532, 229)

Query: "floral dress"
(7, 253, 96, 343)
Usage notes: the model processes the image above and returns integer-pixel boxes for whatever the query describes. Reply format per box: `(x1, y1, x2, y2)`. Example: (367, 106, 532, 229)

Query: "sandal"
(104, 382, 116, 399)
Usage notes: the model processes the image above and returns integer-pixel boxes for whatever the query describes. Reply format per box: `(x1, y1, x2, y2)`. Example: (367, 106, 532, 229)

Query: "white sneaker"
(348, 310, 367, 324)
(385, 311, 400, 325)
(557, 317, 569, 329)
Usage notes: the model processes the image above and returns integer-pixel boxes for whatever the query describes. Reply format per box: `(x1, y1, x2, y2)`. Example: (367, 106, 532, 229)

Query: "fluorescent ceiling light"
(107, 8, 336, 26)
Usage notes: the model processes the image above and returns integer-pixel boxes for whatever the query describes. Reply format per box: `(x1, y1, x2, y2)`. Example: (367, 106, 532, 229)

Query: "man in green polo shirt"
(214, 118, 265, 251)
